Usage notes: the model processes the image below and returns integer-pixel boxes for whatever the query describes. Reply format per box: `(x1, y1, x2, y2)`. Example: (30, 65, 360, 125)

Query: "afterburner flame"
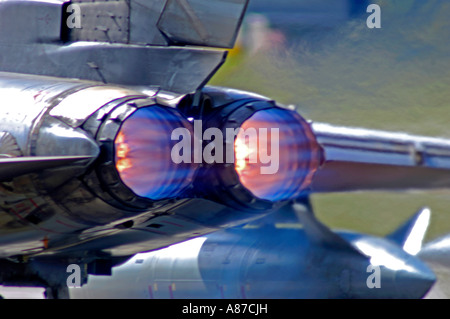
(115, 132, 130, 168)
(114, 106, 197, 200)
(234, 137, 252, 173)
(234, 108, 320, 201)
(116, 157, 132, 172)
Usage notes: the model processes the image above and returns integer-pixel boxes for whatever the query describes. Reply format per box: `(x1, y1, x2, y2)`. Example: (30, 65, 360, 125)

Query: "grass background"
(208, 0, 450, 241)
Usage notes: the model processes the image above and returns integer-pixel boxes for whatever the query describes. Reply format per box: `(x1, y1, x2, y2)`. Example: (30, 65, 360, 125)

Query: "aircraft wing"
(311, 123, 450, 192)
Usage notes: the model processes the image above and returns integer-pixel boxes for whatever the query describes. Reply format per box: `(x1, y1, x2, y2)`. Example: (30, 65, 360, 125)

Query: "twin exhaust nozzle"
(113, 97, 322, 209)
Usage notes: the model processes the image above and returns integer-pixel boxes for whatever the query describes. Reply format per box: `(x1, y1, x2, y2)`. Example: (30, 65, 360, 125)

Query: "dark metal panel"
(157, 0, 249, 48)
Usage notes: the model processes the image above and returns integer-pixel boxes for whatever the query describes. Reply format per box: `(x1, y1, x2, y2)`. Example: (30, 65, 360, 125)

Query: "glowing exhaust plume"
(115, 106, 196, 200)
(234, 108, 320, 201)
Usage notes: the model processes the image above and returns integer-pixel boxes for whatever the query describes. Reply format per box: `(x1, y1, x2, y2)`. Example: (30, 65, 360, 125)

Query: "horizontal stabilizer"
(0, 156, 95, 181)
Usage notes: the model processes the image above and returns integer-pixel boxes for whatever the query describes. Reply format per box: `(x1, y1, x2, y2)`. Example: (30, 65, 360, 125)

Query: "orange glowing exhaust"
(233, 108, 321, 201)
(115, 132, 132, 172)
(114, 106, 197, 200)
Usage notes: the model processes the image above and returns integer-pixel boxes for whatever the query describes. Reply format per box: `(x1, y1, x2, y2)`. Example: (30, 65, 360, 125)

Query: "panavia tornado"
(0, 0, 447, 298)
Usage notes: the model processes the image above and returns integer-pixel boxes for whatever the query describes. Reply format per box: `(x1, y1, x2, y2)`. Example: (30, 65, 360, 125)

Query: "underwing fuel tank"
(69, 205, 435, 299)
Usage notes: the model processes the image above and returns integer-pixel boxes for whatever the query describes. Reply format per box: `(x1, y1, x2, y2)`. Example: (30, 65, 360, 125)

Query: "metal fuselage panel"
(0, 72, 115, 258)
(0, 72, 87, 153)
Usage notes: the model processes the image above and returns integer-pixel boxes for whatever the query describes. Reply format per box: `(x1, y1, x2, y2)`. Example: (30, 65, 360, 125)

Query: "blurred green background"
(209, 0, 450, 241)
